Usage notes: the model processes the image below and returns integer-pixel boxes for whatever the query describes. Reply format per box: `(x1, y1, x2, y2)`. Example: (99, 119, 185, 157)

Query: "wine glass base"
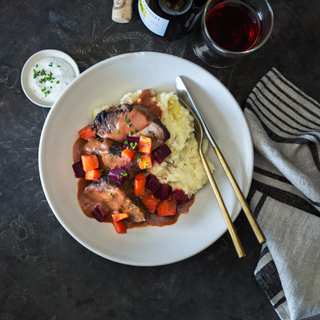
(192, 24, 242, 68)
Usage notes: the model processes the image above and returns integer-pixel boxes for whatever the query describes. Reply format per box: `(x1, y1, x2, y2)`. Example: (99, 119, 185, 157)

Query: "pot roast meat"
(84, 175, 149, 223)
(93, 104, 132, 141)
(82, 136, 140, 181)
(136, 118, 170, 150)
(93, 103, 170, 149)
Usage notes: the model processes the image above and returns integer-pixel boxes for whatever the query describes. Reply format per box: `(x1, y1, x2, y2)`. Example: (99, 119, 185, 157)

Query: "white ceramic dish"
(39, 52, 253, 266)
(21, 49, 80, 108)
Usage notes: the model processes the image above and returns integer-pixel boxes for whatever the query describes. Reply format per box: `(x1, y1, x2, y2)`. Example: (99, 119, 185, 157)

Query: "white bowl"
(39, 52, 254, 266)
(21, 49, 80, 108)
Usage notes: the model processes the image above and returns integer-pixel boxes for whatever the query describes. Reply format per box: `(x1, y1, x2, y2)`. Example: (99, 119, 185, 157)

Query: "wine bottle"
(138, 0, 208, 40)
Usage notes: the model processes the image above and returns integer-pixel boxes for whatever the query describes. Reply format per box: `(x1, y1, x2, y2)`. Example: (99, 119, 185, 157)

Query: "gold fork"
(175, 76, 266, 247)
(178, 96, 246, 258)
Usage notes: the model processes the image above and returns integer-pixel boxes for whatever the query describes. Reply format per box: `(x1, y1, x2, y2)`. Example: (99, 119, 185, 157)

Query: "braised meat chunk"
(81, 137, 139, 180)
(84, 175, 149, 223)
(93, 103, 170, 149)
(136, 118, 170, 150)
(93, 104, 133, 140)
(82, 137, 125, 170)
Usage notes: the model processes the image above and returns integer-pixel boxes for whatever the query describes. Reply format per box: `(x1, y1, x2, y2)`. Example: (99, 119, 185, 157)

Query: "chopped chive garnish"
(56, 81, 60, 84)
(126, 120, 130, 123)
(116, 130, 120, 134)
(33, 70, 41, 78)
(128, 124, 132, 128)
(49, 62, 53, 67)
(124, 141, 128, 145)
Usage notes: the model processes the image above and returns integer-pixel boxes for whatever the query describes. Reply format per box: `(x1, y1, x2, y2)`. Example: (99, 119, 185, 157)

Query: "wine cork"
(112, 0, 133, 23)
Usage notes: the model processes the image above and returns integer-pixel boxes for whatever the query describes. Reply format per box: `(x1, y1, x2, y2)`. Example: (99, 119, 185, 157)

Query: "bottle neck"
(159, 0, 193, 15)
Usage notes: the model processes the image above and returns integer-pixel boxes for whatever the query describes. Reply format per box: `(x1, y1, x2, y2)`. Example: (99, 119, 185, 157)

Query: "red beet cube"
(152, 144, 172, 164)
(170, 189, 189, 205)
(72, 161, 85, 178)
(109, 166, 128, 186)
(145, 174, 161, 193)
(123, 136, 140, 150)
(154, 184, 172, 201)
(92, 204, 109, 222)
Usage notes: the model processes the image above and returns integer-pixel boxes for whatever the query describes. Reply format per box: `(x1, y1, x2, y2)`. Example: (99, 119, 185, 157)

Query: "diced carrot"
(81, 154, 99, 172)
(134, 173, 146, 197)
(78, 125, 96, 140)
(138, 136, 152, 154)
(157, 199, 177, 216)
(141, 193, 160, 213)
(121, 148, 136, 163)
(112, 220, 127, 234)
(85, 169, 101, 180)
(112, 213, 130, 222)
(137, 154, 153, 170)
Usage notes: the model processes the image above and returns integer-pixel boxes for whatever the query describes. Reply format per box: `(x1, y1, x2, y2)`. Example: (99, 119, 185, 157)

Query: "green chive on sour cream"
(28, 57, 75, 103)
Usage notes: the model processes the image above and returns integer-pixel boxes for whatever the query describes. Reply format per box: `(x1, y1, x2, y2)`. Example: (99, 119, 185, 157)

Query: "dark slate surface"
(1, 0, 319, 319)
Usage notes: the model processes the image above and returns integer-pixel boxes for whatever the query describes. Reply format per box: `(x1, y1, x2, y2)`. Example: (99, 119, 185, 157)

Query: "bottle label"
(138, 0, 169, 36)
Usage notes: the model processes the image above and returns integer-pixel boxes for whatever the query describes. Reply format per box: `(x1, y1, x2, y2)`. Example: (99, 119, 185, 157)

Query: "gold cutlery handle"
(214, 146, 266, 244)
(199, 151, 246, 258)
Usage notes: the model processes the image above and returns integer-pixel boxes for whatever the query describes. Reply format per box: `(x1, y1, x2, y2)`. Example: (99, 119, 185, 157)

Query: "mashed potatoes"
(92, 90, 214, 195)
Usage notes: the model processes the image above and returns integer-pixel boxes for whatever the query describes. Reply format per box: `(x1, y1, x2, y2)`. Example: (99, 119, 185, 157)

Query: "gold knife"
(175, 76, 266, 245)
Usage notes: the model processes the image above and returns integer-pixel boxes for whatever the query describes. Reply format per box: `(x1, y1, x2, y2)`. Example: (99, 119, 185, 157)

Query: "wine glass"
(192, 0, 274, 68)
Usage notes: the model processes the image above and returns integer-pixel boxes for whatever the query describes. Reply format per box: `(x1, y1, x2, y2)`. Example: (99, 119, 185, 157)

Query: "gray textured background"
(1, 0, 319, 319)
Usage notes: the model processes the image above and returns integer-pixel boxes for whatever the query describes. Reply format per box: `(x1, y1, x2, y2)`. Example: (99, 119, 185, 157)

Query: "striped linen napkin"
(243, 68, 320, 320)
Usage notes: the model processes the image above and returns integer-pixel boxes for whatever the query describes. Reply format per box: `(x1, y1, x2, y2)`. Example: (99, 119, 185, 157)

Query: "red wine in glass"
(205, 0, 261, 52)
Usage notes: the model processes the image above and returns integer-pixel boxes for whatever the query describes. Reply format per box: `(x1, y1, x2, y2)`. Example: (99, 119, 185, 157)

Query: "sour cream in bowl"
(21, 50, 80, 108)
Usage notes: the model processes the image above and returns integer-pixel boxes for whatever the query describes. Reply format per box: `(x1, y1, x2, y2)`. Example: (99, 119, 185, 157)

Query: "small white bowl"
(21, 49, 80, 108)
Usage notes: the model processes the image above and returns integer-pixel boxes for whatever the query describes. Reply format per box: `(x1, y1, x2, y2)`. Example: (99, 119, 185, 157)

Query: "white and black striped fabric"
(244, 68, 320, 320)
